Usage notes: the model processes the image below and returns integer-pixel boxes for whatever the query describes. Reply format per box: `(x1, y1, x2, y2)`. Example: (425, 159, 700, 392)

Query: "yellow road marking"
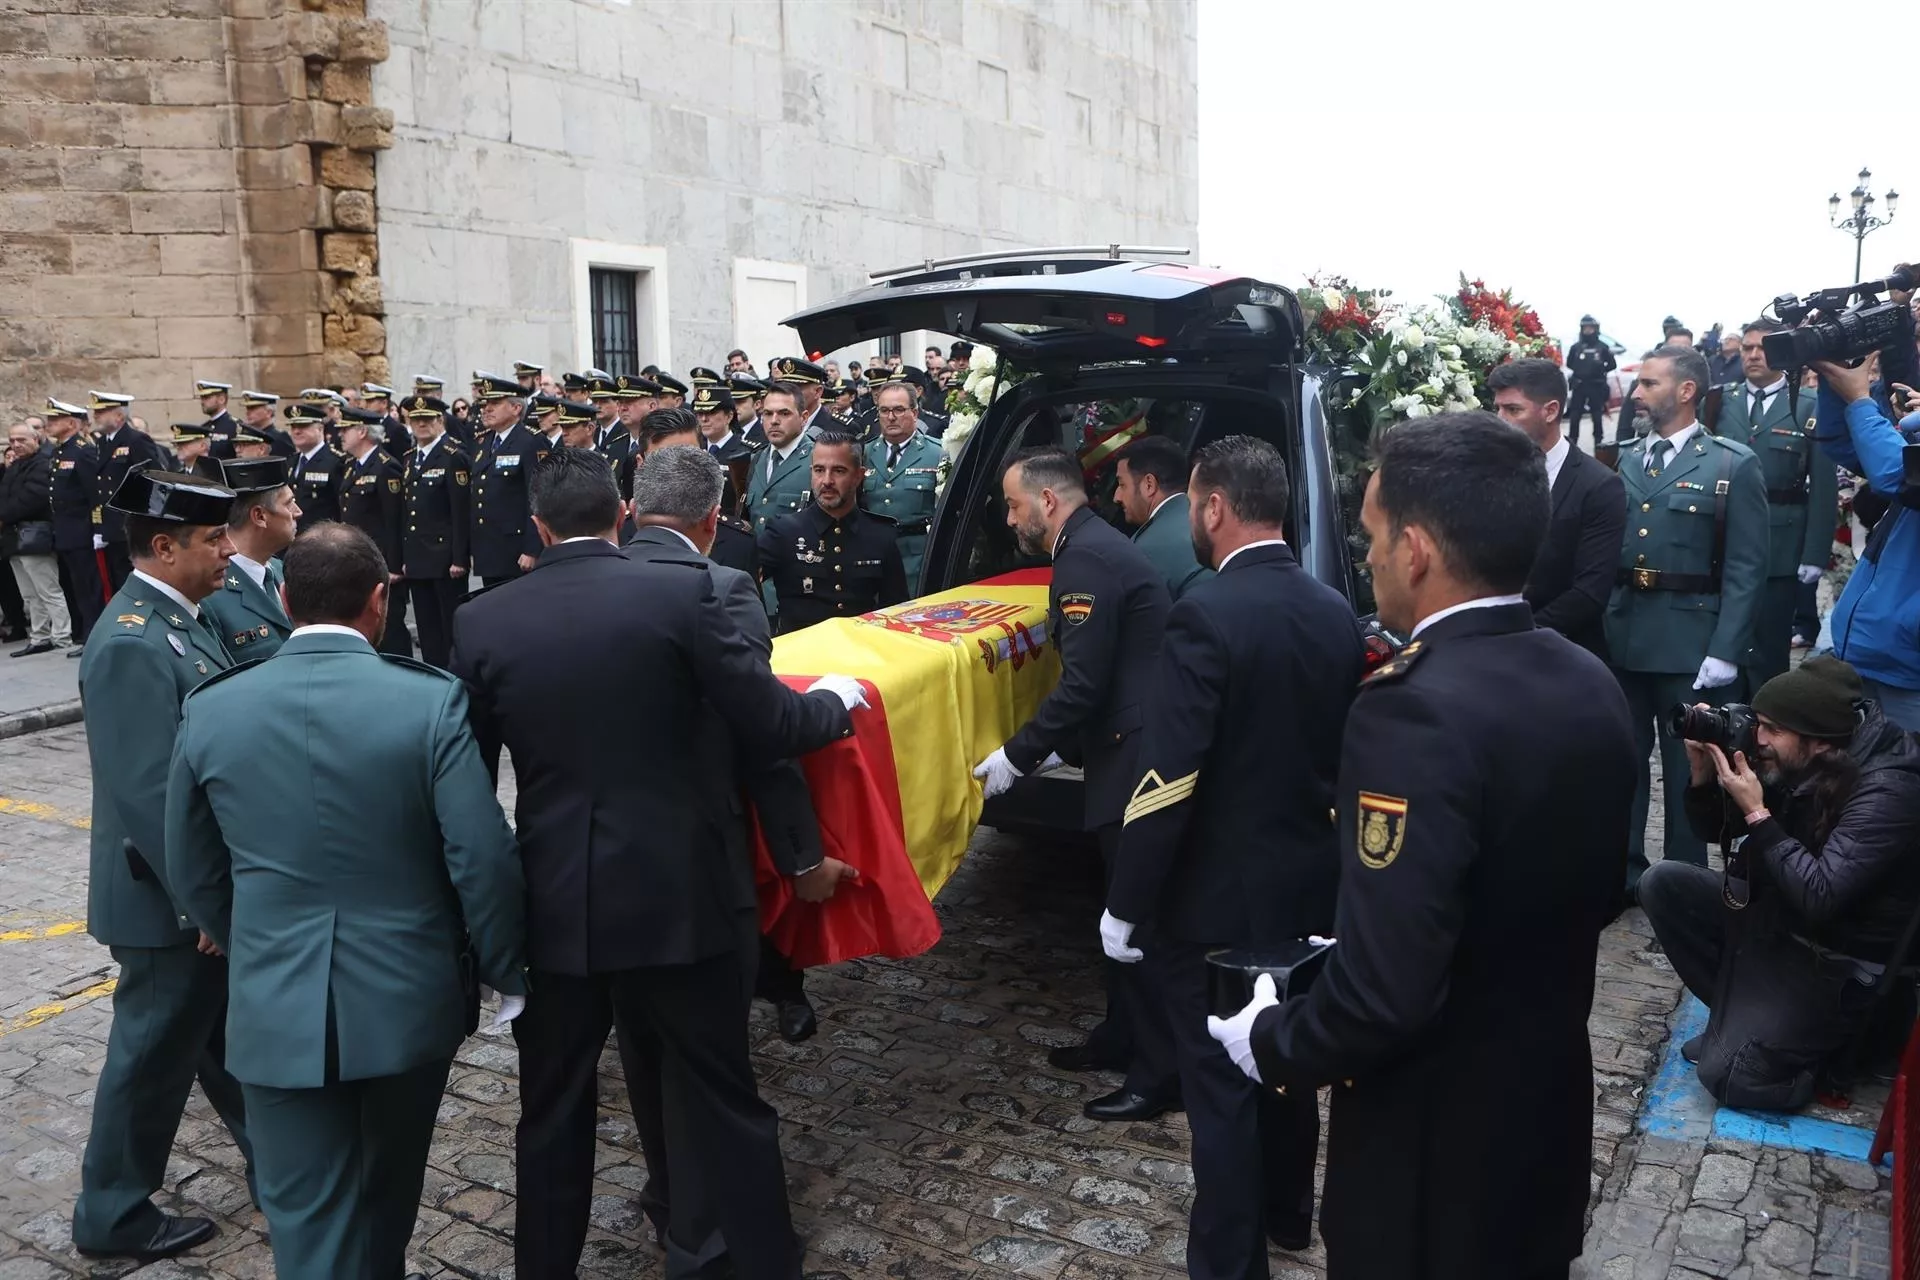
(0, 921, 87, 942)
(0, 795, 91, 830)
(0, 977, 116, 1040)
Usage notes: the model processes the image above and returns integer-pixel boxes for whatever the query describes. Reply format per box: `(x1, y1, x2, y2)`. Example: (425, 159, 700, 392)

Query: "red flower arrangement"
(1450, 275, 1561, 364)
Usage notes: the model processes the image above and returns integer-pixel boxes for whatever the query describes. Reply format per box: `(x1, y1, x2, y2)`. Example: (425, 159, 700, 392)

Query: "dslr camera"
(1667, 701, 1759, 759)
(1763, 265, 1917, 369)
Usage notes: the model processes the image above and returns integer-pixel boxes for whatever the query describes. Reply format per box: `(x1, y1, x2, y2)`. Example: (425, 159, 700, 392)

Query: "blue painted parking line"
(1635, 996, 1881, 1164)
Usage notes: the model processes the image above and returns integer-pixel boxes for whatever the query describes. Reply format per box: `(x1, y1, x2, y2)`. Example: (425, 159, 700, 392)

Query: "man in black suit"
(1209, 414, 1636, 1280)
(1108, 436, 1362, 1273)
(449, 449, 866, 1280)
(633, 408, 758, 578)
(1490, 358, 1628, 660)
(972, 447, 1178, 1121)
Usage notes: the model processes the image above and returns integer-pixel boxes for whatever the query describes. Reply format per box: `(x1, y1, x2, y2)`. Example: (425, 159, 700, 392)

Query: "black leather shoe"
(76, 1213, 216, 1261)
(1681, 1034, 1704, 1065)
(10, 640, 54, 657)
(1267, 1212, 1313, 1252)
(1047, 1041, 1125, 1073)
(776, 997, 817, 1043)
(1082, 1087, 1178, 1122)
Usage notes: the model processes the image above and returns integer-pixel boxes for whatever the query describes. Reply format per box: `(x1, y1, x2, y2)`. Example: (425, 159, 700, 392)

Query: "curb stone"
(0, 698, 83, 741)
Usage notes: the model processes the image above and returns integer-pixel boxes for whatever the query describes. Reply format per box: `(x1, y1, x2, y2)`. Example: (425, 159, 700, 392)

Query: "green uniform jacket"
(1604, 430, 1770, 674)
(202, 559, 291, 661)
(163, 630, 528, 1089)
(1131, 492, 1213, 601)
(79, 577, 234, 948)
(1712, 382, 1838, 578)
(745, 436, 815, 536)
(861, 432, 942, 590)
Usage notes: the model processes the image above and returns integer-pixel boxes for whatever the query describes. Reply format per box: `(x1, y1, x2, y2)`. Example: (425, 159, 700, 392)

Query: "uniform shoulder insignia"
(378, 653, 459, 681)
(719, 514, 752, 533)
(115, 611, 148, 628)
(182, 657, 266, 701)
(1707, 433, 1756, 459)
(1359, 639, 1426, 687)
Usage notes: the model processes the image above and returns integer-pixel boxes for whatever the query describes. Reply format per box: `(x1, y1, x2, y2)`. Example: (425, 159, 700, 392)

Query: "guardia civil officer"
(1606, 345, 1769, 893)
(1716, 320, 1837, 685)
(165, 522, 526, 1280)
(338, 406, 413, 658)
(286, 403, 347, 530)
(203, 457, 298, 661)
(468, 370, 543, 583)
(72, 467, 254, 1264)
(91, 391, 163, 591)
(1112, 434, 1212, 600)
(973, 448, 1179, 1119)
(860, 379, 943, 590)
(195, 380, 239, 459)
(44, 398, 104, 653)
(400, 396, 471, 669)
(758, 432, 908, 634)
(767, 357, 843, 437)
(1106, 437, 1361, 1274)
(1208, 413, 1637, 1280)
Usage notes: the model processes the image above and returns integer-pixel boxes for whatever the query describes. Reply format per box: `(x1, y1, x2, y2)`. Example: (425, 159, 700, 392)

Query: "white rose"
(1441, 343, 1462, 360)
(1400, 325, 1425, 349)
(971, 347, 998, 372)
(1320, 287, 1344, 311)
(1454, 376, 1475, 397)
(1402, 402, 1431, 419)
(975, 376, 997, 401)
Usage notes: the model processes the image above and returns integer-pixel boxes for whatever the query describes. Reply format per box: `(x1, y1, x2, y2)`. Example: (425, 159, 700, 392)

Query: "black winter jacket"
(0, 444, 54, 544)
(1686, 706, 1920, 962)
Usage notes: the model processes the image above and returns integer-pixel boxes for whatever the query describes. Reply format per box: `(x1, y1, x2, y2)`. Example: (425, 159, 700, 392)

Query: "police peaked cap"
(471, 370, 523, 401)
(402, 395, 448, 419)
(556, 400, 597, 426)
(688, 366, 724, 387)
(767, 357, 826, 386)
(612, 373, 663, 399)
(690, 384, 733, 414)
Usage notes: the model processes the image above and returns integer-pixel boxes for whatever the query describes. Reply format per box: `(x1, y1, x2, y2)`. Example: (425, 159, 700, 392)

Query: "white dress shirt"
(1411, 594, 1528, 640)
(130, 569, 200, 621)
(1543, 435, 1571, 493)
(1217, 538, 1287, 571)
(1644, 422, 1700, 471)
(229, 551, 270, 590)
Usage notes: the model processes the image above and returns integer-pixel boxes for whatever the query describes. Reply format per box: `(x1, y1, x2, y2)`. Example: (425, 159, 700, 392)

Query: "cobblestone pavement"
(0, 723, 1895, 1279)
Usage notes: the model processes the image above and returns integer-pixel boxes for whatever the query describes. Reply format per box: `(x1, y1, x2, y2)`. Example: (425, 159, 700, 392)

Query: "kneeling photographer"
(1639, 655, 1920, 1110)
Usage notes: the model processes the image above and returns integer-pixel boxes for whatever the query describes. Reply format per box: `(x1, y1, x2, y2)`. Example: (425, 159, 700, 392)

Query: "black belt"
(1766, 487, 1808, 505)
(896, 518, 930, 534)
(1617, 568, 1718, 592)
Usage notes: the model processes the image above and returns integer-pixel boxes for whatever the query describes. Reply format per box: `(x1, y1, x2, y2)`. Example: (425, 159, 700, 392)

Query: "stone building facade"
(0, 0, 1195, 425)
(0, 0, 398, 428)
(370, 0, 1198, 379)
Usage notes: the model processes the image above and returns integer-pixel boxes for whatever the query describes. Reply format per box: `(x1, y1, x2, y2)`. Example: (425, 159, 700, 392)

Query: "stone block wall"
(0, 0, 392, 431)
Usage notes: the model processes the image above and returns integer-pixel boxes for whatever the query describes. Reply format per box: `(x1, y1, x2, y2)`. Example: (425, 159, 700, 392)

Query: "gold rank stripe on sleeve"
(1122, 768, 1198, 825)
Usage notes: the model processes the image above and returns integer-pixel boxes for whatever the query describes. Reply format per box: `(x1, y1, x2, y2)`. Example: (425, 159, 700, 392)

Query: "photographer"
(1809, 268, 1920, 730)
(1639, 656, 1920, 1110)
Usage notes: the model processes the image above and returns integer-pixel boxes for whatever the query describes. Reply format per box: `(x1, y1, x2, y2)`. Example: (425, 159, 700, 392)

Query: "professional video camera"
(1763, 265, 1918, 369)
(1667, 701, 1759, 759)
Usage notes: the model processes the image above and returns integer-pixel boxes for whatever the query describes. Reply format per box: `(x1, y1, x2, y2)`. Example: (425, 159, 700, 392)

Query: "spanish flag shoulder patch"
(1124, 768, 1197, 825)
(1059, 592, 1094, 626)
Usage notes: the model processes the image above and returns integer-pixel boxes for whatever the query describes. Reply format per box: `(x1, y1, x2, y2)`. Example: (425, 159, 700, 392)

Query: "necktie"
(1647, 437, 1672, 475)
(710, 442, 721, 457)
(1751, 389, 1768, 424)
(888, 443, 902, 469)
(195, 609, 230, 663)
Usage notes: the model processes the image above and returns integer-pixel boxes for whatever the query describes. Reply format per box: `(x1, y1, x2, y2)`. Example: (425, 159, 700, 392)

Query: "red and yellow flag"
(753, 569, 1059, 966)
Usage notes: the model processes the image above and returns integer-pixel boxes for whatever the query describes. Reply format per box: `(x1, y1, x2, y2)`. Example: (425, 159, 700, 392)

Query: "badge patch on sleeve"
(1060, 592, 1095, 625)
(1356, 792, 1407, 869)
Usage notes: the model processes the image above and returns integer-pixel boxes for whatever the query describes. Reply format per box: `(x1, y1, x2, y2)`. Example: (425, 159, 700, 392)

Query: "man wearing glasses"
(860, 381, 942, 590)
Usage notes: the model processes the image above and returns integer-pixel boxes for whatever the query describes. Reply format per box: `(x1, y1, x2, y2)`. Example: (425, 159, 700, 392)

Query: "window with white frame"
(570, 241, 670, 373)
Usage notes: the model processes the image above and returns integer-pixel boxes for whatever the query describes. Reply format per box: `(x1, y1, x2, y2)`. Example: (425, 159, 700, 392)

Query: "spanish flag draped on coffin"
(752, 568, 1060, 967)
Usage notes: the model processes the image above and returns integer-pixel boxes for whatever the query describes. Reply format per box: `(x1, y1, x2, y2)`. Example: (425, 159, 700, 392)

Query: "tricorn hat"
(107, 468, 234, 524)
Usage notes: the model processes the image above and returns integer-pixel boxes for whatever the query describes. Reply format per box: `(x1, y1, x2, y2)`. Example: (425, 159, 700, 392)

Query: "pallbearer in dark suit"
(449, 449, 867, 1280)
(639, 408, 759, 578)
(72, 468, 253, 1265)
(1489, 358, 1629, 661)
(399, 396, 471, 669)
(467, 370, 542, 584)
(285, 403, 347, 531)
(1210, 415, 1636, 1280)
(338, 408, 413, 658)
(1109, 437, 1363, 1274)
(204, 456, 298, 661)
(973, 449, 1178, 1121)
(91, 391, 163, 591)
(1716, 320, 1838, 685)
(44, 398, 104, 652)
(166, 523, 526, 1280)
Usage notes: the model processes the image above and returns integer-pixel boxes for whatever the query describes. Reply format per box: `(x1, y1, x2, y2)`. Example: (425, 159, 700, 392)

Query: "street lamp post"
(1829, 167, 1899, 282)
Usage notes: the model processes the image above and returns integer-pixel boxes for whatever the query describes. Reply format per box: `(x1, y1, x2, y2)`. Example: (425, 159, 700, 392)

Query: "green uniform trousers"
(1747, 576, 1800, 689)
(244, 1057, 451, 1280)
(1617, 669, 1737, 891)
(73, 943, 252, 1250)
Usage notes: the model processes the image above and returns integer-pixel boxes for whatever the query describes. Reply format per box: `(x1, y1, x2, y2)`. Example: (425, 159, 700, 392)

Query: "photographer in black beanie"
(1640, 655, 1920, 1110)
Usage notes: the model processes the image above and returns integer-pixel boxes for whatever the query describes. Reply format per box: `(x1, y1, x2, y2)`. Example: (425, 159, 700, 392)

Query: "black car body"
(783, 252, 1387, 832)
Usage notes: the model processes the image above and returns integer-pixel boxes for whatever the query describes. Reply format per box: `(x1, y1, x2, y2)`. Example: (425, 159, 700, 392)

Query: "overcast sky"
(1197, 0, 1917, 355)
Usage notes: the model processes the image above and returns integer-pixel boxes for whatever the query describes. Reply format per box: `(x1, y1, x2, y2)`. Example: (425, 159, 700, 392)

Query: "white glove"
(1797, 563, 1824, 585)
(91, 534, 105, 551)
(1034, 752, 1067, 775)
(482, 988, 525, 1030)
(1207, 972, 1278, 1084)
(1099, 909, 1142, 963)
(807, 674, 869, 711)
(971, 746, 1022, 798)
(1692, 656, 1739, 691)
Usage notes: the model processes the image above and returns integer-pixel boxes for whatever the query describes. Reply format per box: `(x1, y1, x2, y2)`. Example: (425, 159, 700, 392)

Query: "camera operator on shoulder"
(1803, 261, 1920, 731)
(1640, 655, 1920, 1111)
